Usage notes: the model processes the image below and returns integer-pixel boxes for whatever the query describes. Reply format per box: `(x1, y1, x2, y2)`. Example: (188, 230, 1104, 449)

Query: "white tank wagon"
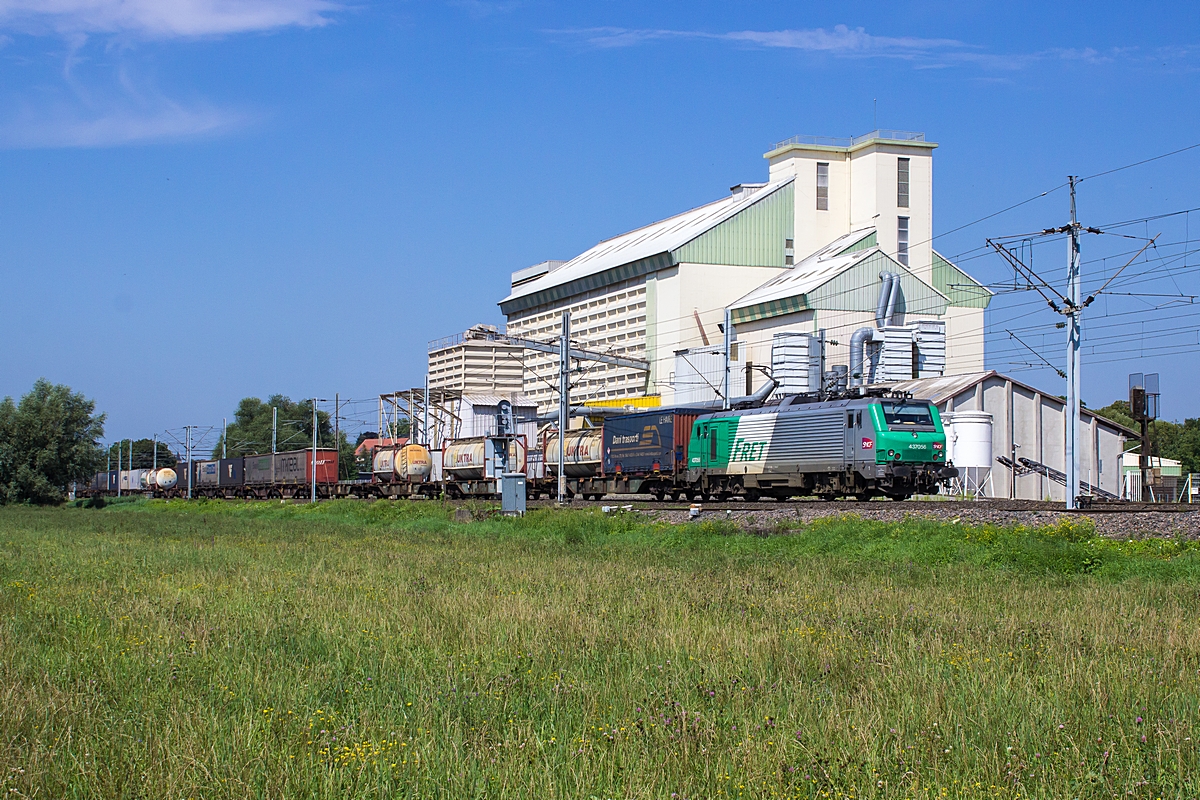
(443, 437, 528, 480)
(542, 429, 604, 478)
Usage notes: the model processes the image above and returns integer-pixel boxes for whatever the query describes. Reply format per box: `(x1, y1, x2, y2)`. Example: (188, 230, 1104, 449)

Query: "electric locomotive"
(686, 392, 957, 501)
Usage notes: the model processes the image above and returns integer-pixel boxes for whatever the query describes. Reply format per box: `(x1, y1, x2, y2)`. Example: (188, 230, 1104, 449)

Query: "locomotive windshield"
(879, 401, 936, 430)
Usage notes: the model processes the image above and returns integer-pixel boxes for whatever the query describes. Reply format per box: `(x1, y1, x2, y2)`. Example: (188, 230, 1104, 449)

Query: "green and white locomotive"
(686, 393, 958, 501)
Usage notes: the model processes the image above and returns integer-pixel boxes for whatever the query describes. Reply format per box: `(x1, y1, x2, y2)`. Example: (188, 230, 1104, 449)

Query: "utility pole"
(222, 418, 227, 459)
(272, 407, 277, 454)
(723, 307, 733, 410)
(117, 440, 123, 497)
(987, 183, 1157, 510)
(557, 310, 570, 504)
(1065, 176, 1082, 510)
(152, 434, 158, 472)
(185, 426, 193, 499)
(423, 376, 430, 447)
(312, 400, 319, 503)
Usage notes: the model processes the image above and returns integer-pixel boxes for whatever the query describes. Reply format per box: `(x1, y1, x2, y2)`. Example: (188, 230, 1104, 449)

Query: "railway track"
(523, 497, 1200, 514)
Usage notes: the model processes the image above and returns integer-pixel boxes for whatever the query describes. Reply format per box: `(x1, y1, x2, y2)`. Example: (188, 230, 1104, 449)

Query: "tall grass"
(1, 501, 1197, 799)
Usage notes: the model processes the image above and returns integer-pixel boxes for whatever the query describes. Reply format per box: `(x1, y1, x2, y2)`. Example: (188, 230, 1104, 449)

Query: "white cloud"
(0, 99, 251, 147)
(723, 26, 967, 54)
(553, 24, 971, 57)
(0, 0, 337, 38)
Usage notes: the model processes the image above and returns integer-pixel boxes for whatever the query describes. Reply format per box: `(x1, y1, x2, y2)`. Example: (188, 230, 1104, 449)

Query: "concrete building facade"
(497, 131, 990, 411)
(427, 325, 525, 394)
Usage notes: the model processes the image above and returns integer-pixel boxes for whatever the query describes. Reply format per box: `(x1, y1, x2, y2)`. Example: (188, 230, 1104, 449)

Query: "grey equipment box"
(501, 472, 526, 516)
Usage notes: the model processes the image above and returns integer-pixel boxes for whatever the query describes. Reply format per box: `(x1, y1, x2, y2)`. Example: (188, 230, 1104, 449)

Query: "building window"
(897, 157, 910, 208)
(816, 163, 829, 210)
(897, 217, 910, 266)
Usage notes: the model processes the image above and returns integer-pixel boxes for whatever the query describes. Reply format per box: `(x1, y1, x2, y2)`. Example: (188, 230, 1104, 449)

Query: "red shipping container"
(272, 448, 339, 485)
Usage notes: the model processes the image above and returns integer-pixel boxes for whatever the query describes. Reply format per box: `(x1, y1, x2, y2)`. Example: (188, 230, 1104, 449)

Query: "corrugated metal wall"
(933, 251, 991, 309)
(673, 182, 795, 268)
(807, 251, 949, 315)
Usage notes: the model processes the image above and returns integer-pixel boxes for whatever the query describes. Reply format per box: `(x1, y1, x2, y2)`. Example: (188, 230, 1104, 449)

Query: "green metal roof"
(731, 248, 950, 325)
(933, 250, 992, 308)
(837, 230, 877, 256)
(672, 182, 794, 268)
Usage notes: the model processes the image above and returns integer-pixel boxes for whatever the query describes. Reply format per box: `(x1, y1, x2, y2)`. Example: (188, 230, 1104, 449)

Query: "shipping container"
(274, 448, 339, 485)
(217, 457, 245, 487)
(197, 460, 220, 487)
(244, 454, 275, 485)
(604, 410, 697, 476)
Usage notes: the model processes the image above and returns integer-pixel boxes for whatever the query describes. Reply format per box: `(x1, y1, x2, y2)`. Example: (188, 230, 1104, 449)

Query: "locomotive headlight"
(894, 451, 902, 460)
(887, 449, 895, 458)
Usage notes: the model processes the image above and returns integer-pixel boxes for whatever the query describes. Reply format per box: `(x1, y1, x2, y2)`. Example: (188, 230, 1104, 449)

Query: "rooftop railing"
(770, 130, 926, 152)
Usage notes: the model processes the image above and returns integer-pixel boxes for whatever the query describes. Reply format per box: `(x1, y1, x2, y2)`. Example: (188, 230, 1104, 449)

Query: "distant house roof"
(499, 178, 795, 316)
(354, 437, 407, 456)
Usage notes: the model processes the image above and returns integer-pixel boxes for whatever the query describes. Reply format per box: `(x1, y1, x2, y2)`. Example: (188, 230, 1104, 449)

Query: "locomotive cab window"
(879, 401, 936, 431)
(709, 432, 718, 460)
(847, 413, 854, 428)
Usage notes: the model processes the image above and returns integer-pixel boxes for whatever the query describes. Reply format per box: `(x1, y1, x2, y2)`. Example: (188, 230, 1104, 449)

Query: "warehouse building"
(497, 130, 990, 411)
(887, 371, 1137, 501)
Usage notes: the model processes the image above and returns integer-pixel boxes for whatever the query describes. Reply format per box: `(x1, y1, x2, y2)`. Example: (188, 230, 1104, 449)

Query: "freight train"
(541, 391, 956, 501)
(79, 391, 957, 503)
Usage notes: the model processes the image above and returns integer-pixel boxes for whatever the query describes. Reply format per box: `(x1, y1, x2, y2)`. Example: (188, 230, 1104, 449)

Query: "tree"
(212, 396, 333, 458)
(1094, 400, 1200, 475)
(0, 379, 106, 505)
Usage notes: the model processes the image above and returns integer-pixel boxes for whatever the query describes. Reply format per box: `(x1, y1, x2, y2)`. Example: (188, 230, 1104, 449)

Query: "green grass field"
(1, 500, 1198, 799)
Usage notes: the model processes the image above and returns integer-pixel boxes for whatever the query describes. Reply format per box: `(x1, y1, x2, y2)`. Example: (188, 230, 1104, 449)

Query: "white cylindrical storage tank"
(942, 411, 993, 497)
(943, 411, 993, 468)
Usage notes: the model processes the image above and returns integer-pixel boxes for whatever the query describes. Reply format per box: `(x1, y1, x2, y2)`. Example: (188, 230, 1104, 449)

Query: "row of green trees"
(0, 380, 105, 505)
(213, 396, 365, 480)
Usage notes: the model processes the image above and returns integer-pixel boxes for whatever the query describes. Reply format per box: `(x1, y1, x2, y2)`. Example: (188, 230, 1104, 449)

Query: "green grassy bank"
(1, 501, 1197, 799)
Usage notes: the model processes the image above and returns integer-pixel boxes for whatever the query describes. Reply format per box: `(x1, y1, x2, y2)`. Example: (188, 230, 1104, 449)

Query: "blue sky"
(2, 0, 1199, 447)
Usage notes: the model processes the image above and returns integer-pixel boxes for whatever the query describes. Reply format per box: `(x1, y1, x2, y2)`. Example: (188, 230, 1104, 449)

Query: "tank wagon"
(370, 443, 434, 498)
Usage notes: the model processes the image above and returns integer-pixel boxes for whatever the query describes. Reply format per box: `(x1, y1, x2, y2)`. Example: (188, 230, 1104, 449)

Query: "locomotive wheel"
(743, 489, 761, 502)
(888, 493, 911, 502)
(853, 492, 873, 502)
(651, 490, 666, 501)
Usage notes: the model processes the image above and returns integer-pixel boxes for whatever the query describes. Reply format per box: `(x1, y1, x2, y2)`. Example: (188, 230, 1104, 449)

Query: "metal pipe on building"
(849, 327, 881, 387)
(875, 272, 893, 327)
(884, 272, 900, 325)
(723, 307, 733, 411)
